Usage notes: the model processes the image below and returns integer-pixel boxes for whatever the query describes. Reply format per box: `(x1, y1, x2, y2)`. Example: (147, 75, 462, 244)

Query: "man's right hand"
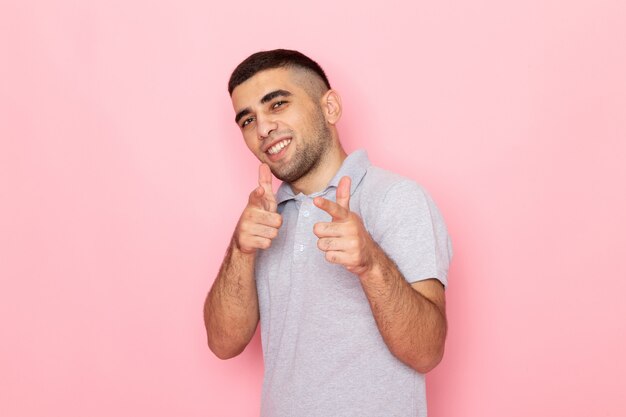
(234, 163, 282, 254)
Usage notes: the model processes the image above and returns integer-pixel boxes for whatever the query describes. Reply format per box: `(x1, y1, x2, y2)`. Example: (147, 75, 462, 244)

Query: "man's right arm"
(203, 164, 281, 359)
(203, 239, 259, 359)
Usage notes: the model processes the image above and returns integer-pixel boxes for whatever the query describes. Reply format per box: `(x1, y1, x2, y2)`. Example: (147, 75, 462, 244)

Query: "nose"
(256, 115, 278, 139)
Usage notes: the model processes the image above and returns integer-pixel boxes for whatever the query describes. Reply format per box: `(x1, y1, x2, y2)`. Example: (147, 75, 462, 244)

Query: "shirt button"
(303, 210, 310, 217)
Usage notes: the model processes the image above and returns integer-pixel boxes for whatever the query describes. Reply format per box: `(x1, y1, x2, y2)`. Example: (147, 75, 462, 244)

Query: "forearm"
(358, 243, 447, 373)
(204, 237, 259, 359)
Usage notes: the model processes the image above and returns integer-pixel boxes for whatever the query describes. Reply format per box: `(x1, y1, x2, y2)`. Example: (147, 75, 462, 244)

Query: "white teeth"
(267, 139, 291, 155)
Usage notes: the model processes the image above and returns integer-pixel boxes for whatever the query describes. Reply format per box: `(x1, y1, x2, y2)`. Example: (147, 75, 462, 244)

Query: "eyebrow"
(235, 89, 293, 124)
(261, 89, 292, 104)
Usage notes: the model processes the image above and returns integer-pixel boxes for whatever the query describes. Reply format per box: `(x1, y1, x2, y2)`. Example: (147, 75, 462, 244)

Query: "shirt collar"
(276, 149, 371, 204)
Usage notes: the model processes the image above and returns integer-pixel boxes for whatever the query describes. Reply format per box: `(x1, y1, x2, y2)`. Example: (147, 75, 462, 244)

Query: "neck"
(289, 140, 347, 196)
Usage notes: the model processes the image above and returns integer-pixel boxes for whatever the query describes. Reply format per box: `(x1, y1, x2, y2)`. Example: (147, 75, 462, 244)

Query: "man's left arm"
(358, 242, 447, 373)
(314, 176, 447, 374)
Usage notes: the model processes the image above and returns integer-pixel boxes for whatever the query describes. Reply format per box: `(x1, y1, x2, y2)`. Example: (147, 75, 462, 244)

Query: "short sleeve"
(370, 179, 452, 287)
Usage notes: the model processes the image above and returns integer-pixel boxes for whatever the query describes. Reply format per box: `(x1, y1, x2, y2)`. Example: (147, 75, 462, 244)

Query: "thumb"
(336, 176, 351, 210)
(258, 164, 274, 194)
(258, 163, 277, 213)
(249, 185, 265, 206)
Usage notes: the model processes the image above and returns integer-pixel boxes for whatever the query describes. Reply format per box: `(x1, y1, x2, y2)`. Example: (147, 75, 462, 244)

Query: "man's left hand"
(313, 176, 375, 276)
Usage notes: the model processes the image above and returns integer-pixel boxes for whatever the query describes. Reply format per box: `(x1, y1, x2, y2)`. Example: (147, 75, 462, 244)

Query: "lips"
(266, 138, 292, 155)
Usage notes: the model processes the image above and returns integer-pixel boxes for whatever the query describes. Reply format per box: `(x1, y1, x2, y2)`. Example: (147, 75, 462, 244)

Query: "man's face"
(231, 67, 332, 184)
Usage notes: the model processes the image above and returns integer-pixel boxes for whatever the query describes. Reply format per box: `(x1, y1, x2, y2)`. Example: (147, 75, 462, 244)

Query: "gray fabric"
(255, 149, 452, 417)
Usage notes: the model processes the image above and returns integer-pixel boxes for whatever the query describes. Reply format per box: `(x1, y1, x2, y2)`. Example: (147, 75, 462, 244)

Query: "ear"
(321, 89, 342, 125)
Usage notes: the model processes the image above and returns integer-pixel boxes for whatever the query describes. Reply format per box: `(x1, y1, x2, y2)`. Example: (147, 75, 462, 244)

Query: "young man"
(204, 49, 452, 417)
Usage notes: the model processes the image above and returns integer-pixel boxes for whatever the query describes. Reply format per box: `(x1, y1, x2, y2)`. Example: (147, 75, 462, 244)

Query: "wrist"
(231, 235, 257, 258)
(356, 239, 381, 280)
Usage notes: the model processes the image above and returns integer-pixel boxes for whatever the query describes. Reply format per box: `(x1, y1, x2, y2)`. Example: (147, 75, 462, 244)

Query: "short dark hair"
(228, 49, 331, 95)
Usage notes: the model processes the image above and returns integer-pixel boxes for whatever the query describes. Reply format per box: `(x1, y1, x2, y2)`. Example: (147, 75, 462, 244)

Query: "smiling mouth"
(267, 139, 292, 155)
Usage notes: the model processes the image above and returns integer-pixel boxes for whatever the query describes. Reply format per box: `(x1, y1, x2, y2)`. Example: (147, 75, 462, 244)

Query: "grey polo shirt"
(255, 149, 452, 417)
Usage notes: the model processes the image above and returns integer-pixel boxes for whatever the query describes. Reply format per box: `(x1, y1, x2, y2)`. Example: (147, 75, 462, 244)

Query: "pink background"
(2, 0, 625, 416)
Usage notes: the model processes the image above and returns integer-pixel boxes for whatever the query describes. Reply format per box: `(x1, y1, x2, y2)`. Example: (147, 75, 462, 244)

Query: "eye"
(272, 100, 287, 110)
(241, 116, 255, 128)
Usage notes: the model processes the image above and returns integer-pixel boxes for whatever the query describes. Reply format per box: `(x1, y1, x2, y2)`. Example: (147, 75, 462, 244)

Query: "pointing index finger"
(313, 176, 352, 221)
(314, 196, 349, 221)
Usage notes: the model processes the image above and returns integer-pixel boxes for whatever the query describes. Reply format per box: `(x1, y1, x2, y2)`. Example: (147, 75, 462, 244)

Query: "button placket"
(292, 195, 310, 265)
